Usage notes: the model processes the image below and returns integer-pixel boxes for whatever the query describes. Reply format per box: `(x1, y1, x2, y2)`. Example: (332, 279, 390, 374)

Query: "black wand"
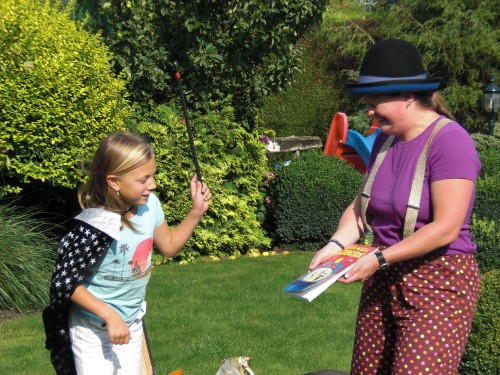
(174, 61, 202, 183)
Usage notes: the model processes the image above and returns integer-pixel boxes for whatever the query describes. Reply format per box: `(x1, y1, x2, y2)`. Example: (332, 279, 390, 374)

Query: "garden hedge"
(459, 269, 500, 374)
(269, 150, 363, 249)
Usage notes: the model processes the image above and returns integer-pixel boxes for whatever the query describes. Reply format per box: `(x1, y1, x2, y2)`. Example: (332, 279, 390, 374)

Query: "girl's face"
(110, 158, 157, 206)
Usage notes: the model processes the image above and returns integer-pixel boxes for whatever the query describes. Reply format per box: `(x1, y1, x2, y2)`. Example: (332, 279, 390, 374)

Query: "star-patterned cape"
(42, 209, 121, 375)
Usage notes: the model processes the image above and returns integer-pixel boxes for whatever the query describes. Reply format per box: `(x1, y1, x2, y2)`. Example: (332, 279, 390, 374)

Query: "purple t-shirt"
(366, 116, 481, 255)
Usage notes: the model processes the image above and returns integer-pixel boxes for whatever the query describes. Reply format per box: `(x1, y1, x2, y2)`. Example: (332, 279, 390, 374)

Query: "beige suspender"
(360, 117, 451, 239)
(360, 135, 394, 234)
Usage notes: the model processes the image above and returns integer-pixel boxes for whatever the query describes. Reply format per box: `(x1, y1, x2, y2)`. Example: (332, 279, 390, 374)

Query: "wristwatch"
(374, 249, 390, 270)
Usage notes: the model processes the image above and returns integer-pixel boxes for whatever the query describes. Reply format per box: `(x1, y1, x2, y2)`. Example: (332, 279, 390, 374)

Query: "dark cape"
(42, 209, 121, 375)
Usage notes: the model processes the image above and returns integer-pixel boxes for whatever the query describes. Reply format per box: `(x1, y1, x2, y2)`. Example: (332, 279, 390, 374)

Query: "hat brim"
(345, 78, 441, 95)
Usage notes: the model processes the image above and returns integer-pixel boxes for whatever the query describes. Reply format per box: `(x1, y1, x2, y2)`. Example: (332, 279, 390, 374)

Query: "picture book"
(282, 244, 378, 302)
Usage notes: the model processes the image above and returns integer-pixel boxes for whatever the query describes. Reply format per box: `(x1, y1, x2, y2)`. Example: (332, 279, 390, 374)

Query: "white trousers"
(69, 303, 146, 375)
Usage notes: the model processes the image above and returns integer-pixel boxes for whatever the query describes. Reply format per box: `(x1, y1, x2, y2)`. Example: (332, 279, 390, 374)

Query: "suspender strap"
(360, 135, 395, 233)
(402, 117, 450, 238)
(360, 117, 451, 238)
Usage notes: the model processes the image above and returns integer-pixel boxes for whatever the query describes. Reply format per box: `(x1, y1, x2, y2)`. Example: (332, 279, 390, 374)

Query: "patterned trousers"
(350, 253, 479, 375)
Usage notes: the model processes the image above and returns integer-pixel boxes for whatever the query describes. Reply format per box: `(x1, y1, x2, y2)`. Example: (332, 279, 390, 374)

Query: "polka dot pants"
(350, 253, 479, 375)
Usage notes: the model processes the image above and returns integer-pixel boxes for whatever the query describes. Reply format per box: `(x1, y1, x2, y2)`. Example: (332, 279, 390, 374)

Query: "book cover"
(282, 244, 377, 302)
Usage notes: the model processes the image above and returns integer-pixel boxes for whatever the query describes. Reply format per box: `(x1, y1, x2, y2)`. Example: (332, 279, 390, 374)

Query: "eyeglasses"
(363, 93, 402, 108)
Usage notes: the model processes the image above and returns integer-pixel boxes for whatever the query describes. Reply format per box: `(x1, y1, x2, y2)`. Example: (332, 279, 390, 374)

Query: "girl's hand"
(104, 311, 131, 345)
(190, 175, 212, 214)
(337, 252, 379, 284)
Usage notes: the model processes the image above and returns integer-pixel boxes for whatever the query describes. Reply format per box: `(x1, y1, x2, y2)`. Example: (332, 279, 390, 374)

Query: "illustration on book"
(283, 244, 377, 302)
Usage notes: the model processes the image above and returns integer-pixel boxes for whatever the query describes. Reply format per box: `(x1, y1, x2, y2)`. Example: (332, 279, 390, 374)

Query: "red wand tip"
(175, 72, 181, 80)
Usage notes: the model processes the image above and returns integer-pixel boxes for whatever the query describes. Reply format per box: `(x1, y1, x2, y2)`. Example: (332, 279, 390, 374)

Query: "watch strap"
(374, 249, 389, 270)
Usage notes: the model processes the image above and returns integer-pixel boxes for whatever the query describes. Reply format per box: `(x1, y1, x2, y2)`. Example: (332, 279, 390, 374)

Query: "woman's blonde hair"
(78, 131, 154, 229)
(415, 92, 456, 121)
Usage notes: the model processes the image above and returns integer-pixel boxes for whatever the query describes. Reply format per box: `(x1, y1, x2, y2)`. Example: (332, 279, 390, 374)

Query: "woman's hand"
(190, 175, 212, 214)
(337, 252, 379, 284)
(309, 243, 343, 270)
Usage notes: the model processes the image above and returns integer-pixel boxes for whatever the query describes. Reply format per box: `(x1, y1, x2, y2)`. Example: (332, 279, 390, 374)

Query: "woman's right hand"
(309, 242, 343, 270)
(104, 311, 131, 345)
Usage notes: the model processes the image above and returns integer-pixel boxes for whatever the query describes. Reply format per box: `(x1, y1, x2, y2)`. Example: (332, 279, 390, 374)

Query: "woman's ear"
(106, 175, 120, 192)
(402, 92, 415, 106)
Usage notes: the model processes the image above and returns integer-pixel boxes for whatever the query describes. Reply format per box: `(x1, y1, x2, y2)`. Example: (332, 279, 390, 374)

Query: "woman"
(310, 39, 480, 374)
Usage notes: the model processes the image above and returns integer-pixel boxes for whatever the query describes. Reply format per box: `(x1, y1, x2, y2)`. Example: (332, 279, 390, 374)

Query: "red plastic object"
(368, 117, 379, 135)
(324, 112, 366, 173)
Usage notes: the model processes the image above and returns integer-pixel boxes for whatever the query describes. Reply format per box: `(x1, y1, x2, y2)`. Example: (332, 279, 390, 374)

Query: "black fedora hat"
(345, 39, 441, 95)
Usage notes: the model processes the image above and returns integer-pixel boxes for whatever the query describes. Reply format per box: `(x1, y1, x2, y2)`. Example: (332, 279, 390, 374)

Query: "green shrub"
(473, 144, 500, 223)
(0, 0, 130, 197)
(459, 269, 500, 375)
(470, 215, 499, 274)
(476, 141, 500, 178)
(132, 101, 271, 261)
(269, 150, 363, 249)
(0, 202, 57, 313)
(474, 176, 500, 224)
(472, 132, 500, 154)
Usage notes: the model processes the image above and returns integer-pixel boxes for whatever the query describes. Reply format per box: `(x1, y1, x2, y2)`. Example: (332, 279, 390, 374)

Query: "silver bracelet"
(328, 239, 345, 249)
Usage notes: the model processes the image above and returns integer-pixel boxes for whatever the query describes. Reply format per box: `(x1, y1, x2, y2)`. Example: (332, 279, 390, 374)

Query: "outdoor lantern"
(482, 73, 500, 135)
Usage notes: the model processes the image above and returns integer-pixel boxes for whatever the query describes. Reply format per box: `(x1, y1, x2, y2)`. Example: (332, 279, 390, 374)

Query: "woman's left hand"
(337, 252, 379, 284)
(190, 175, 212, 214)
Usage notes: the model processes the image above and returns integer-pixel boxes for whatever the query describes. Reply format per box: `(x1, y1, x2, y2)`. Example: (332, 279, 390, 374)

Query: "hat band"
(358, 73, 427, 84)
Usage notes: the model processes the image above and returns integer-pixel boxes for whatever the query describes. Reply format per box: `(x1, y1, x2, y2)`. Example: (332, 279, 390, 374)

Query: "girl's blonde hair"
(78, 131, 154, 229)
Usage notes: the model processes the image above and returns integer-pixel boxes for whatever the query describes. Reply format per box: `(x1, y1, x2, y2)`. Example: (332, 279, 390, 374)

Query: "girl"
(43, 131, 211, 375)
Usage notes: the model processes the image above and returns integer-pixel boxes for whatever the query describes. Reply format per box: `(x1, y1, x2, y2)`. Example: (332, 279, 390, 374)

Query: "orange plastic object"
(324, 112, 366, 173)
(168, 370, 184, 375)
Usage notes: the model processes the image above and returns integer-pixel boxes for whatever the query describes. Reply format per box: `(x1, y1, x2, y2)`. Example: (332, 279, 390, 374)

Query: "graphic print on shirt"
(104, 238, 153, 281)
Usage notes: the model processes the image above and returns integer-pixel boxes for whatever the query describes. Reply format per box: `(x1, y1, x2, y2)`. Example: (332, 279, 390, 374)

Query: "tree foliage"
(262, 0, 499, 138)
(0, 0, 130, 197)
(332, 0, 498, 132)
(74, 0, 328, 125)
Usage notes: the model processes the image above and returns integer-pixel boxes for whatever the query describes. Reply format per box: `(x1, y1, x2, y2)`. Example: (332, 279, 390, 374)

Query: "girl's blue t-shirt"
(72, 193, 164, 323)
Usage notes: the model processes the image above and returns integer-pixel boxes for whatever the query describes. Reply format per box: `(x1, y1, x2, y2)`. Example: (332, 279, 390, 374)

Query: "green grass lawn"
(0, 251, 361, 374)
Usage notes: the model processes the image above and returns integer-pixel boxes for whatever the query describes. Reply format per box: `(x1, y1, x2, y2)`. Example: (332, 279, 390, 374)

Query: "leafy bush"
(0, 0, 130, 197)
(472, 132, 500, 154)
(474, 175, 500, 224)
(132, 101, 271, 261)
(0, 202, 57, 313)
(476, 141, 500, 178)
(470, 216, 499, 274)
(269, 150, 363, 249)
(469, 139, 499, 272)
(459, 269, 500, 375)
(472, 142, 499, 223)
